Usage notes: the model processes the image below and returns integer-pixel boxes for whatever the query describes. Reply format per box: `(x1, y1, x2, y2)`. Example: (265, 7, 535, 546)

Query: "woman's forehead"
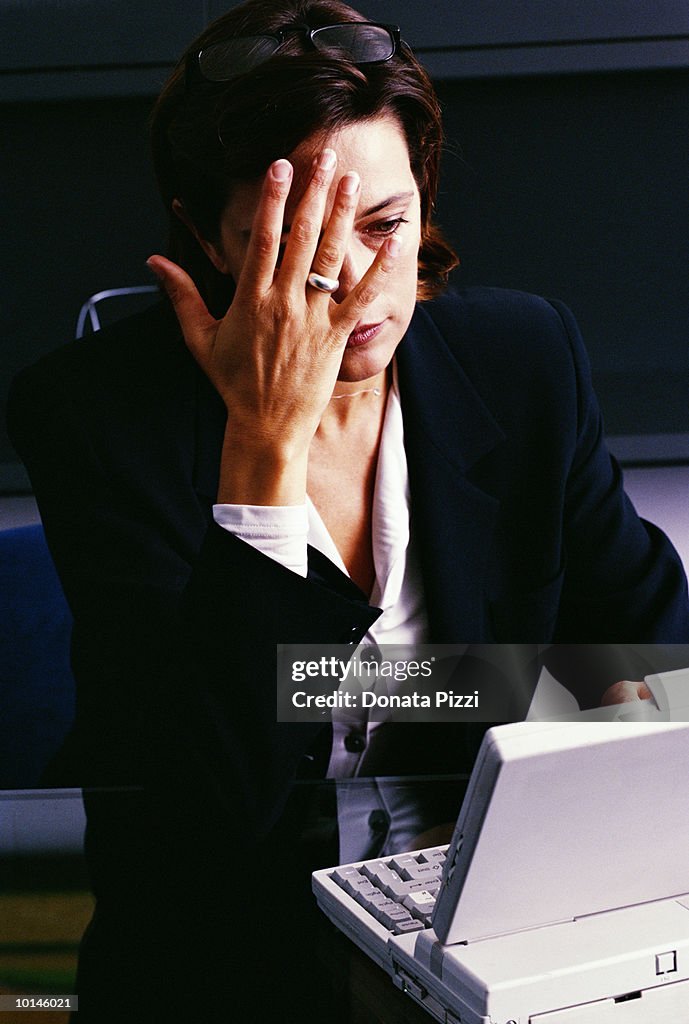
(295, 114, 409, 172)
(227, 115, 417, 230)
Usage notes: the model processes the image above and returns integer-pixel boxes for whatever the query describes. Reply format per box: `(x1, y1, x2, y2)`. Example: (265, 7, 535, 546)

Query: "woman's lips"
(346, 320, 385, 348)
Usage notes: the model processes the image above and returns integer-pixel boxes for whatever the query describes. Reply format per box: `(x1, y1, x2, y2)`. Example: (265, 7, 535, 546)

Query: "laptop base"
(393, 894, 689, 1023)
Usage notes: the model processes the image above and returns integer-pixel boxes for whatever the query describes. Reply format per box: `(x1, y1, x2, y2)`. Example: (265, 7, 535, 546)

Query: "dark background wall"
(2, 1, 689, 490)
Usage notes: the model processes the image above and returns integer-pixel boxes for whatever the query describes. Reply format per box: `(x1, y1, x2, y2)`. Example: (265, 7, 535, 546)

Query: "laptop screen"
(434, 721, 689, 945)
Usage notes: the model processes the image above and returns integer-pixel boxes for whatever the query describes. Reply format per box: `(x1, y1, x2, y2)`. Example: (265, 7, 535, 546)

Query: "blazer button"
(344, 732, 366, 754)
(368, 809, 389, 834)
(343, 625, 360, 645)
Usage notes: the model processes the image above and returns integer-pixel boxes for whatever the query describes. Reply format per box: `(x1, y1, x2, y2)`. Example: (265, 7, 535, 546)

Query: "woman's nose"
(332, 245, 370, 303)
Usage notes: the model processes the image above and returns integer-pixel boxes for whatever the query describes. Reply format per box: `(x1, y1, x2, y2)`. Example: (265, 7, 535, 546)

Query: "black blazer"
(9, 285, 689, 1020)
(8, 285, 689, 811)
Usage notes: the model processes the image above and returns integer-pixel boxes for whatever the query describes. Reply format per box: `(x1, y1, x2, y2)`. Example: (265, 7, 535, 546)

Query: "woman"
(8, 0, 689, 1019)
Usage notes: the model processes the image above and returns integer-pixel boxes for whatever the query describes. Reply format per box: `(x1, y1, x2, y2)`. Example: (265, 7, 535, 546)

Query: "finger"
(147, 255, 217, 362)
(307, 171, 360, 300)
(332, 233, 402, 339)
(278, 148, 338, 290)
(235, 159, 294, 302)
(600, 680, 651, 706)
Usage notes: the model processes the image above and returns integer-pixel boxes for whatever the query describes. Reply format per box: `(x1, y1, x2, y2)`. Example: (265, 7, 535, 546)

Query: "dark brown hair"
(150, 0, 458, 314)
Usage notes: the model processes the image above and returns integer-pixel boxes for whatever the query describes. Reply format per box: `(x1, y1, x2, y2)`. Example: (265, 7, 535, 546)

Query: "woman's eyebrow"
(360, 191, 415, 217)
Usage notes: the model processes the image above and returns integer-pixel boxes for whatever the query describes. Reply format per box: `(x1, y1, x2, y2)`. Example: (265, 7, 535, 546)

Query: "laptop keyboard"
(329, 848, 447, 935)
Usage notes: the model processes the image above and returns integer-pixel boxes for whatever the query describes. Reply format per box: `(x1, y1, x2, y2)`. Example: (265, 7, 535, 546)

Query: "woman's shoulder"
(7, 301, 194, 451)
(415, 283, 587, 389)
(419, 284, 581, 355)
(11, 300, 188, 399)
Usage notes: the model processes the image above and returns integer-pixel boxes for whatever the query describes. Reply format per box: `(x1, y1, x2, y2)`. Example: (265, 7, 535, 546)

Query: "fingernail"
(271, 159, 292, 182)
(146, 257, 164, 281)
(318, 149, 336, 171)
(387, 235, 402, 257)
(340, 171, 359, 195)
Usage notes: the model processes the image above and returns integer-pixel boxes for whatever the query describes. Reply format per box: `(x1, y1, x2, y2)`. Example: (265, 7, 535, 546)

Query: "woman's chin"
(338, 327, 401, 381)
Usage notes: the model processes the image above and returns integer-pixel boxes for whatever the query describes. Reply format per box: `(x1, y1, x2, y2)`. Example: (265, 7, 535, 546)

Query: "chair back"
(0, 524, 75, 787)
(75, 285, 158, 338)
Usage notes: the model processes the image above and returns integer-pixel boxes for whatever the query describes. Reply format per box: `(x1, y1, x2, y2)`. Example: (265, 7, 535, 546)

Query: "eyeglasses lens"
(198, 35, 280, 81)
(311, 25, 395, 62)
(198, 24, 397, 84)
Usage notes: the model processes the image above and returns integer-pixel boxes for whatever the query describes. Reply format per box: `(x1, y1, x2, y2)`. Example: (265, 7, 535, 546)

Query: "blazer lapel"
(396, 302, 506, 641)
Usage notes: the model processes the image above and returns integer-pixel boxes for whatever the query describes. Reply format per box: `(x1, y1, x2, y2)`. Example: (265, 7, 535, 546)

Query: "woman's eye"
(367, 217, 409, 237)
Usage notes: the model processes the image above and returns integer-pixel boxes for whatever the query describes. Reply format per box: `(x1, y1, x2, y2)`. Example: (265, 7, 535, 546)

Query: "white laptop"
(313, 720, 689, 1023)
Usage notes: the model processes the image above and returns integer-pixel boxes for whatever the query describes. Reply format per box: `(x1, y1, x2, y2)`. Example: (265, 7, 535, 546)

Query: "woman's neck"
(320, 367, 390, 431)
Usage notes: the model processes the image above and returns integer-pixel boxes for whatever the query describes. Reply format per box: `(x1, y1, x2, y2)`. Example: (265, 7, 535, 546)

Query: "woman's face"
(215, 114, 422, 381)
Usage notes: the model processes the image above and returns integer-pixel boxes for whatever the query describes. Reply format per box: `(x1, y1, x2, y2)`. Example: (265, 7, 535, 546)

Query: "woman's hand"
(147, 149, 401, 505)
(600, 680, 653, 705)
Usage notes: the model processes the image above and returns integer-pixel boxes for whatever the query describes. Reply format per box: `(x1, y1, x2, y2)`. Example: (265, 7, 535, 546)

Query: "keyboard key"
(330, 853, 446, 933)
(358, 890, 389, 912)
(361, 860, 389, 881)
(378, 907, 415, 930)
(402, 889, 436, 909)
(390, 855, 421, 874)
(331, 869, 379, 901)
(350, 882, 379, 904)
(417, 849, 446, 864)
(381, 878, 429, 901)
(371, 865, 406, 891)
(393, 918, 425, 935)
(332, 867, 366, 889)
(371, 898, 400, 923)
(346, 876, 380, 899)
(398, 863, 443, 882)
(402, 890, 437, 919)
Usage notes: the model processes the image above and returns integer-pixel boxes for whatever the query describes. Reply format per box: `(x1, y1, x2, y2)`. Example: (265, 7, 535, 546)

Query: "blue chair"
(0, 524, 76, 788)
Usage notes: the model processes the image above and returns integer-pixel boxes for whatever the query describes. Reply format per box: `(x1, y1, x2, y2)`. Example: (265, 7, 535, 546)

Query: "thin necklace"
(332, 387, 382, 399)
